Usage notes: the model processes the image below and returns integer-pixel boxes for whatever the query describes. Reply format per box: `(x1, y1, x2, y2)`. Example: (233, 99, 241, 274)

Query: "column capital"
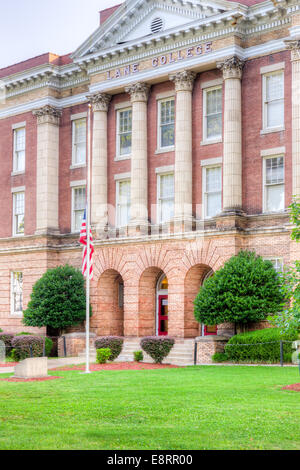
(88, 92, 111, 112)
(32, 105, 62, 125)
(169, 70, 196, 92)
(217, 56, 245, 80)
(125, 82, 150, 102)
(285, 39, 300, 61)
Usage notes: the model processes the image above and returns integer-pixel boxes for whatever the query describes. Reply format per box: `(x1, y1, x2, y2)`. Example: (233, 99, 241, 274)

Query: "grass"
(0, 366, 299, 450)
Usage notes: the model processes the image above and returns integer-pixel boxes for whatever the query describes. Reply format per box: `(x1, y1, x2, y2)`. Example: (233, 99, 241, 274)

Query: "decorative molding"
(261, 147, 285, 157)
(285, 39, 300, 61)
(11, 186, 25, 193)
(114, 101, 131, 110)
(32, 105, 62, 125)
(217, 56, 245, 80)
(169, 70, 196, 92)
(201, 157, 223, 167)
(125, 82, 150, 102)
(70, 112, 87, 121)
(114, 172, 131, 181)
(70, 180, 86, 188)
(88, 92, 112, 112)
(201, 78, 223, 89)
(260, 61, 285, 74)
(155, 165, 175, 174)
(12, 121, 26, 130)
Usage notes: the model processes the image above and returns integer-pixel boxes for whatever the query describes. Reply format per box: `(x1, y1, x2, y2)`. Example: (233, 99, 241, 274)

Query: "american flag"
(79, 209, 94, 280)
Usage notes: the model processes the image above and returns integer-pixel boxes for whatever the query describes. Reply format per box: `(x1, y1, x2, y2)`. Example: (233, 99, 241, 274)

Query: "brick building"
(0, 0, 300, 361)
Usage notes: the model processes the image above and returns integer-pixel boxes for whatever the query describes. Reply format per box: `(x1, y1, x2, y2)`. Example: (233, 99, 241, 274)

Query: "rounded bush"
(212, 352, 228, 363)
(133, 351, 143, 363)
(140, 336, 175, 364)
(11, 335, 44, 361)
(0, 333, 14, 349)
(94, 337, 123, 361)
(225, 328, 298, 363)
(96, 348, 111, 364)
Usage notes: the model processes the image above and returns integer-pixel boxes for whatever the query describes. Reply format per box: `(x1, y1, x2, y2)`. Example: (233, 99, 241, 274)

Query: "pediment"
(72, 0, 237, 60)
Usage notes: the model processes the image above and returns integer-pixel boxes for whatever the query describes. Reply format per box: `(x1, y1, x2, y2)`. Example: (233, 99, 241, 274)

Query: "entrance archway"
(138, 268, 168, 337)
(93, 269, 124, 336)
(184, 264, 213, 338)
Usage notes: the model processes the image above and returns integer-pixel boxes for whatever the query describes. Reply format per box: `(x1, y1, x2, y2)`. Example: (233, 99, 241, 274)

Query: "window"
(203, 166, 222, 218)
(157, 173, 174, 224)
(13, 127, 25, 173)
(117, 109, 132, 157)
(263, 156, 284, 213)
(116, 180, 131, 227)
(72, 187, 86, 232)
(72, 119, 86, 166)
(11, 272, 23, 316)
(203, 87, 222, 142)
(13, 192, 25, 236)
(158, 98, 175, 150)
(265, 258, 283, 273)
(263, 71, 284, 131)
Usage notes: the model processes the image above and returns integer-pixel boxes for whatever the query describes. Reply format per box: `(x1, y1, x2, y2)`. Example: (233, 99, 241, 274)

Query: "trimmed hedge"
(134, 351, 143, 363)
(11, 335, 46, 361)
(140, 337, 175, 364)
(96, 348, 111, 364)
(225, 328, 298, 363)
(0, 333, 14, 349)
(94, 337, 123, 361)
(212, 352, 228, 363)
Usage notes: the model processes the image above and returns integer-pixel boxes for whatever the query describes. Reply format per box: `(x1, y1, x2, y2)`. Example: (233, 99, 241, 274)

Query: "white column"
(33, 105, 62, 235)
(217, 56, 244, 214)
(286, 40, 300, 197)
(170, 70, 196, 229)
(89, 92, 111, 236)
(125, 82, 150, 230)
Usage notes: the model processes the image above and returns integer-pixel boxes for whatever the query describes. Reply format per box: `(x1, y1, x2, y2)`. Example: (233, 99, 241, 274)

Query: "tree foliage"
(194, 250, 285, 326)
(23, 265, 90, 331)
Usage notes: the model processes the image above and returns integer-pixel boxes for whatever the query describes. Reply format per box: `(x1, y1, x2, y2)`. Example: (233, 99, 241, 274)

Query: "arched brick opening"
(92, 269, 124, 336)
(184, 264, 213, 338)
(138, 267, 166, 337)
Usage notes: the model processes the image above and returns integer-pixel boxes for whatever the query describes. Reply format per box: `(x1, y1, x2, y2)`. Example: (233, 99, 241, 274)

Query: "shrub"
(133, 351, 143, 362)
(11, 335, 44, 361)
(96, 348, 111, 364)
(140, 337, 175, 364)
(212, 352, 228, 363)
(23, 265, 91, 333)
(194, 250, 285, 329)
(14, 333, 53, 357)
(0, 328, 2, 333)
(225, 328, 298, 363)
(94, 337, 123, 361)
(0, 333, 14, 349)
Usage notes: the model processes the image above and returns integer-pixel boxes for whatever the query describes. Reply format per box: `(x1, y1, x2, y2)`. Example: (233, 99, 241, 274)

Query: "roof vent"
(151, 17, 164, 34)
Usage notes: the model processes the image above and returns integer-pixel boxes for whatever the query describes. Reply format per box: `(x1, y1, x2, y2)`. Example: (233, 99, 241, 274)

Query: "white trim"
(10, 271, 23, 317)
(114, 172, 131, 181)
(70, 163, 86, 170)
(116, 107, 132, 159)
(155, 91, 176, 100)
(201, 157, 223, 167)
(263, 257, 284, 273)
(156, 172, 174, 225)
(11, 170, 25, 177)
(70, 112, 87, 121)
(116, 178, 131, 228)
(261, 147, 286, 157)
(11, 186, 25, 193)
(260, 127, 285, 135)
(114, 101, 131, 110)
(155, 165, 175, 174)
(262, 154, 285, 214)
(260, 62, 285, 75)
(202, 85, 223, 145)
(262, 69, 285, 134)
(157, 96, 175, 153)
(72, 117, 87, 167)
(202, 164, 222, 220)
(201, 78, 223, 89)
(13, 126, 26, 174)
(71, 185, 86, 233)
(12, 121, 26, 130)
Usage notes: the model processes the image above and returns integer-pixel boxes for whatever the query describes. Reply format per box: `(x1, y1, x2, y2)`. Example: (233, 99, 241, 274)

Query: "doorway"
(156, 274, 168, 336)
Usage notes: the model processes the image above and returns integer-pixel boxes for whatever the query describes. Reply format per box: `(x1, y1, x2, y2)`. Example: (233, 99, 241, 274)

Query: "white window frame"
(12, 190, 25, 237)
(157, 97, 175, 153)
(156, 171, 175, 224)
(202, 85, 223, 145)
(116, 108, 132, 160)
(116, 177, 131, 228)
(202, 164, 222, 219)
(263, 257, 284, 273)
(71, 186, 86, 233)
(72, 118, 87, 167)
(263, 155, 285, 214)
(13, 127, 26, 174)
(10, 271, 23, 316)
(262, 70, 285, 133)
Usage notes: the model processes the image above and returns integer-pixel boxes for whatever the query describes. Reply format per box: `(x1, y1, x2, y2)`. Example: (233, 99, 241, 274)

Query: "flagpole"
(85, 103, 92, 374)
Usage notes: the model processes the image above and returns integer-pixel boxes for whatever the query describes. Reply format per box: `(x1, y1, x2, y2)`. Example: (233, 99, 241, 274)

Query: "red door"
(158, 295, 168, 336)
(204, 325, 218, 336)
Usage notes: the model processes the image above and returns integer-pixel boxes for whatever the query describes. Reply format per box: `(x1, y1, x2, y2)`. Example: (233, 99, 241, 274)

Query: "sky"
(0, 0, 125, 69)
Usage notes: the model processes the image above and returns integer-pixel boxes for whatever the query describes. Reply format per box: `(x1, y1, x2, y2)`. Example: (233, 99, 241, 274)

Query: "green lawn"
(0, 366, 299, 450)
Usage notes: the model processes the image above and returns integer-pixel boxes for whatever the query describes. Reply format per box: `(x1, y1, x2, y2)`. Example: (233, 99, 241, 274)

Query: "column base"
(172, 216, 195, 234)
(35, 228, 60, 236)
(127, 220, 150, 237)
(216, 210, 247, 231)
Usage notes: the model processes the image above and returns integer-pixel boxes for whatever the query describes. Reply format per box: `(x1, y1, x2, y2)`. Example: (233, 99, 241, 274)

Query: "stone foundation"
(58, 333, 96, 357)
(196, 336, 229, 364)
